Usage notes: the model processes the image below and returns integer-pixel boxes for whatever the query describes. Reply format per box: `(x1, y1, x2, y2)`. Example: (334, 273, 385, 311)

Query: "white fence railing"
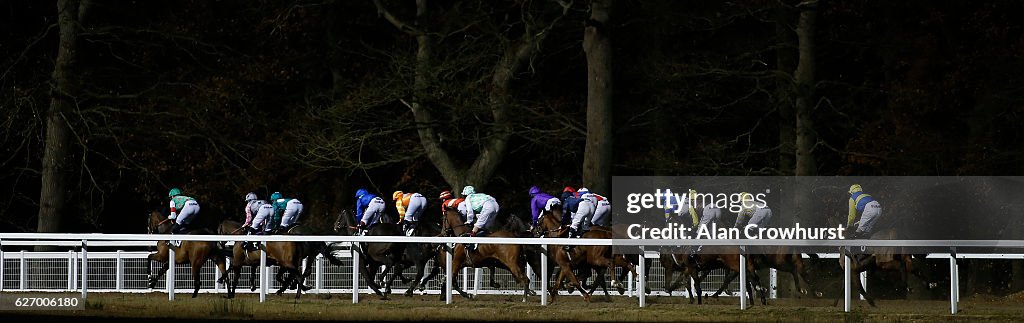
(0, 247, 746, 298)
(3, 233, 1024, 314)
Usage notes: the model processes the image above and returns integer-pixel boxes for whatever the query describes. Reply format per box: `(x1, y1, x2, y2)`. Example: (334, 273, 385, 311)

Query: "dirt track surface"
(2, 292, 1023, 322)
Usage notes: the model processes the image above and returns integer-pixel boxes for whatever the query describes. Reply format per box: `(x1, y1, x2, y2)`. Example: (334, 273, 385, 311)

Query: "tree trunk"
(38, 0, 80, 244)
(776, 4, 797, 175)
(794, 0, 817, 176)
(583, 0, 613, 195)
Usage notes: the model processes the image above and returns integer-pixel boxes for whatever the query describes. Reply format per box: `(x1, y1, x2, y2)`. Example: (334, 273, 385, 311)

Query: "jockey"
(266, 192, 303, 233)
(567, 189, 596, 239)
(578, 187, 611, 227)
(528, 186, 561, 229)
(560, 186, 581, 225)
(848, 184, 881, 239)
(733, 192, 773, 237)
(167, 187, 200, 234)
(393, 190, 427, 236)
(439, 190, 464, 214)
(241, 192, 272, 250)
(355, 188, 386, 235)
(661, 189, 696, 227)
(460, 186, 500, 237)
(242, 192, 273, 233)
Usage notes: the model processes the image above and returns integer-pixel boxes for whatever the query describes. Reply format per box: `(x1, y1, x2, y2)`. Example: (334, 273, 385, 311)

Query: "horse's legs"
(291, 265, 305, 299)
(215, 256, 229, 285)
(249, 265, 258, 292)
(713, 271, 738, 298)
(228, 265, 242, 298)
(496, 250, 532, 303)
(191, 259, 204, 298)
(556, 257, 590, 302)
(448, 249, 471, 299)
(405, 259, 426, 296)
(419, 259, 441, 293)
(612, 255, 632, 295)
(854, 267, 876, 307)
(149, 261, 169, 289)
(361, 261, 388, 299)
(274, 266, 289, 295)
(489, 266, 500, 289)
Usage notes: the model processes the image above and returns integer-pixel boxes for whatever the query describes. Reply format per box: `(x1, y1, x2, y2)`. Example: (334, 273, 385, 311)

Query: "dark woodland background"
(3, 0, 1024, 296)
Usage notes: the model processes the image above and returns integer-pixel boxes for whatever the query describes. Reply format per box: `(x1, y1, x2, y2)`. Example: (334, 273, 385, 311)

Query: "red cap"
(439, 190, 453, 200)
(563, 186, 576, 193)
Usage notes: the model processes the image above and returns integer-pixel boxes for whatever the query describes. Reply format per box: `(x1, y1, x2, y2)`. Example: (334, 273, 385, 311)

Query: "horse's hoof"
(815, 291, 823, 298)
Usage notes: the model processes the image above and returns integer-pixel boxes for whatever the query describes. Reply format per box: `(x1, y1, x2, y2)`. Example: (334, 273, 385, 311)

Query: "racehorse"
(217, 220, 327, 299)
(146, 211, 228, 298)
(691, 246, 769, 305)
(441, 208, 533, 302)
(701, 248, 821, 299)
(575, 225, 641, 295)
(839, 228, 935, 307)
(660, 251, 702, 303)
(334, 209, 407, 299)
(532, 208, 593, 302)
(394, 218, 445, 297)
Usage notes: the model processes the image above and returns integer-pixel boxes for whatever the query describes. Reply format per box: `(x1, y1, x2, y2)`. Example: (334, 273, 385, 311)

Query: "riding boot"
(563, 228, 579, 251)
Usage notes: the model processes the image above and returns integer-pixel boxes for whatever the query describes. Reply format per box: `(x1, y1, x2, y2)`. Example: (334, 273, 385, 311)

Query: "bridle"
(533, 212, 567, 238)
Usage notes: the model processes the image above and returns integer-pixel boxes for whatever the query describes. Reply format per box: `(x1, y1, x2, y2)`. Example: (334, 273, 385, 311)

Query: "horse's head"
(148, 211, 172, 234)
(334, 209, 355, 235)
(441, 208, 466, 236)
(535, 209, 565, 237)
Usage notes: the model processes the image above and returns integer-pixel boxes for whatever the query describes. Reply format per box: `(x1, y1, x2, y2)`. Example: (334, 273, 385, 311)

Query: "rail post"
(541, 244, 548, 306)
(19, 250, 26, 290)
(115, 250, 124, 291)
(843, 248, 851, 313)
(473, 268, 482, 296)
(167, 244, 175, 301)
(352, 245, 360, 304)
(769, 268, 778, 299)
(81, 240, 88, 299)
(0, 238, 3, 292)
(445, 244, 453, 305)
(950, 248, 958, 314)
(638, 249, 646, 308)
(67, 250, 74, 291)
(260, 241, 267, 303)
(739, 246, 747, 310)
(315, 254, 323, 294)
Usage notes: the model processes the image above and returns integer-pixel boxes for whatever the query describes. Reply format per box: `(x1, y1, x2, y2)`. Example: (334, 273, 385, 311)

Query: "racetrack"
(3, 291, 1023, 322)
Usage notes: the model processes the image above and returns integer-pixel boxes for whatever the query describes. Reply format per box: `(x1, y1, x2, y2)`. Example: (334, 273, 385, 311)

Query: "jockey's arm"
(355, 197, 366, 222)
(168, 199, 177, 219)
(847, 196, 857, 228)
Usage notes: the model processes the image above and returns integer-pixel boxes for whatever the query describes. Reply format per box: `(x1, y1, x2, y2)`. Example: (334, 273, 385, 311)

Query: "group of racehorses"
(144, 205, 935, 307)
